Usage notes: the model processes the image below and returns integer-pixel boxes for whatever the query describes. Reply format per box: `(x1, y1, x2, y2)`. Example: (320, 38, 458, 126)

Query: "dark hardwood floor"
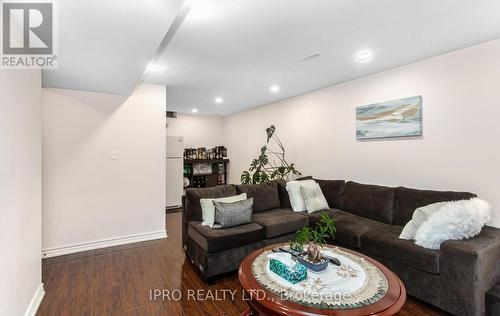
(38, 211, 449, 316)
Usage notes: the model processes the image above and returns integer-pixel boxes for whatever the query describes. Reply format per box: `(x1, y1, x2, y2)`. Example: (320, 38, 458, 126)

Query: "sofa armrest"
(439, 226, 500, 316)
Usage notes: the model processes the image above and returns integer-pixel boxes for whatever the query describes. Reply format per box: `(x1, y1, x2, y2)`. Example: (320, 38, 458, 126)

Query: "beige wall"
(42, 84, 167, 255)
(224, 39, 500, 227)
(166, 113, 224, 148)
(0, 69, 42, 315)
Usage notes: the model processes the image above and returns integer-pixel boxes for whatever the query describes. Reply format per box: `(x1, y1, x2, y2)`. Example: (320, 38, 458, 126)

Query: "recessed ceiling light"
(215, 97, 223, 104)
(146, 62, 164, 73)
(356, 50, 373, 63)
(191, 108, 198, 113)
(270, 85, 280, 93)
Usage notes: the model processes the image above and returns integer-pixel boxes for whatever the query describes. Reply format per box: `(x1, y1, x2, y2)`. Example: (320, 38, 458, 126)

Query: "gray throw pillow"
(212, 198, 253, 228)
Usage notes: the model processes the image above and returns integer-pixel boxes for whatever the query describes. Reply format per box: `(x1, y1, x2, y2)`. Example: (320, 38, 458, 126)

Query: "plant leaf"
(240, 171, 251, 184)
(266, 125, 276, 143)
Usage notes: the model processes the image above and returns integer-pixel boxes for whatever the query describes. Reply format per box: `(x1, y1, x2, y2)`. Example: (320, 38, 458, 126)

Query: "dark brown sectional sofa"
(182, 180, 500, 316)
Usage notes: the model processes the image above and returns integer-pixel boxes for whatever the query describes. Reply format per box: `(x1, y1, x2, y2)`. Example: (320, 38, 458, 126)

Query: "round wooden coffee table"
(238, 243, 406, 316)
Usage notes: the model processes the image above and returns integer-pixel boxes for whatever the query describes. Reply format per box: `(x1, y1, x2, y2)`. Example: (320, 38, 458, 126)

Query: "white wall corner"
(24, 283, 45, 316)
(42, 230, 167, 258)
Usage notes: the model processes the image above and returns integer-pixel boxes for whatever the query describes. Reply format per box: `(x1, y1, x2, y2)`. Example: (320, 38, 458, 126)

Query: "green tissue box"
(269, 258, 307, 284)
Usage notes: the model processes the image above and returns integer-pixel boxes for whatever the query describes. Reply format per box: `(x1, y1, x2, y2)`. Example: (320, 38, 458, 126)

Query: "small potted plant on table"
(290, 212, 336, 272)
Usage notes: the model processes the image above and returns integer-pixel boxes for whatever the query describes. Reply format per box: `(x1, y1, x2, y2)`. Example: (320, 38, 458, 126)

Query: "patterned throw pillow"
(200, 193, 247, 227)
(212, 198, 254, 228)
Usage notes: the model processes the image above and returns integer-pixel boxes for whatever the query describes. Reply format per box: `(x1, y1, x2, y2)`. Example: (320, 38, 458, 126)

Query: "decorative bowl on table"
(296, 255, 329, 272)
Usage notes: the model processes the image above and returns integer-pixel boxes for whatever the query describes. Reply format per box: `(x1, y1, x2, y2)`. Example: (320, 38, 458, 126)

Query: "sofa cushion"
(185, 185, 237, 222)
(277, 180, 291, 208)
(276, 177, 313, 209)
(314, 179, 345, 209)
(362, 225, 441, 274)
(251, 208, 309, 238)
(200, 193, 247, 227)
(342, 181, 395, 224)
(236, 182, 280, 212)
(307, 208, 341, 227)
(393, 186, 477, 226)
(213, 198, 253, 229)
(414, 198, 491, 250)
(331, 210, 388, 248)
(399, 201, 447, 240)
(187, 221, 265, 253)
(301, 182, 329, 213)
(286, 180, 318, 212)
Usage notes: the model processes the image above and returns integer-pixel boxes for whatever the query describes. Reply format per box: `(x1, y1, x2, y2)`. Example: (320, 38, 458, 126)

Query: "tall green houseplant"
(241, 125, 301, 184)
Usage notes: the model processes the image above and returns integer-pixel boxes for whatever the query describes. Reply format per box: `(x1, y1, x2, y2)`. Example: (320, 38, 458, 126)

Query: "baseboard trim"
(42, 230, 167, 258)
(25, 283, 45, 316)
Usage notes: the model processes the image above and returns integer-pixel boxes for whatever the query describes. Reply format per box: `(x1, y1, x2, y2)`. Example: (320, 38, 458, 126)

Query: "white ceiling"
(42, 0, 183, 95)
(143, 0, 500, 116)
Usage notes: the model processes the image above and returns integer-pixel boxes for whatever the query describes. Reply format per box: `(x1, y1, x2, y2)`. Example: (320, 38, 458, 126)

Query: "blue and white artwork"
(356, 96, 422, 140)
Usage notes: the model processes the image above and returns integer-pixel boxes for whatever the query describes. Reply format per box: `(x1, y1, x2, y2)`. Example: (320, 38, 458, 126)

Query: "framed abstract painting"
(356, 95, 422, 140)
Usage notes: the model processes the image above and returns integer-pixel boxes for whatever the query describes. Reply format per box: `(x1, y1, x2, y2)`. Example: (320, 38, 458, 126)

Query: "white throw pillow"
(286, 180, 317, 212)
(200, 193, 247, 227)
(300, 183, 329, 214)
(399, 202, 447, 240)
(414, 198, 491, 250)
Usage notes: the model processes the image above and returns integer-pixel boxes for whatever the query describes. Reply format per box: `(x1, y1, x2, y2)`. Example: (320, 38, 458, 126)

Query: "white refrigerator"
(166, 136, 184, 209)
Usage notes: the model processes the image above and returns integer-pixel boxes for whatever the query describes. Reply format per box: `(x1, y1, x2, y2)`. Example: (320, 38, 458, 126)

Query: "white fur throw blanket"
(415, 198, 491, 250)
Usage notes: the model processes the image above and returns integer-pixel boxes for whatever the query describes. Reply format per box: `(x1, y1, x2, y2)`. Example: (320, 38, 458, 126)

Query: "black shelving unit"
(183, 159, 229, 189)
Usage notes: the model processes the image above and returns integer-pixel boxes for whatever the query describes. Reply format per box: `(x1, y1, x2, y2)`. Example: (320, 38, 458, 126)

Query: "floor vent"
(166, 111, 177, 118)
